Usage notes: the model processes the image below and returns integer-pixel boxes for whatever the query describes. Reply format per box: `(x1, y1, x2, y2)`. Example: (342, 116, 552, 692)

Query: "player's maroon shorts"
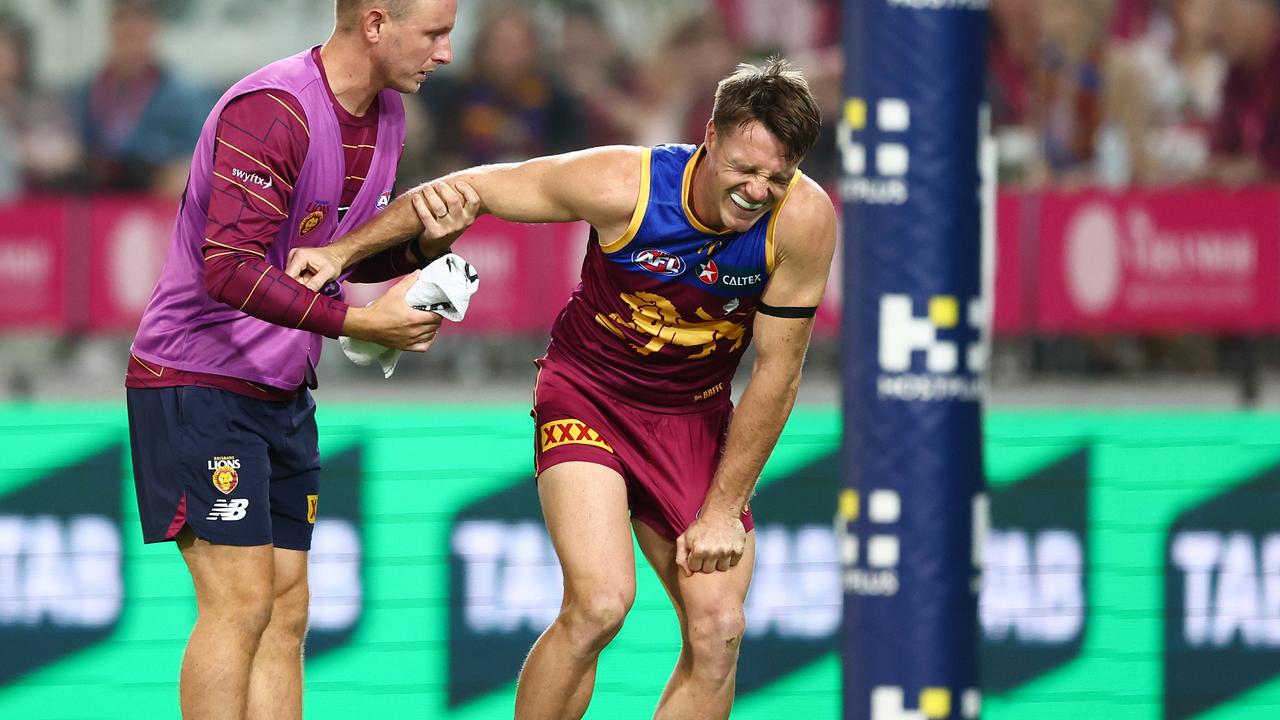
(531, 356, 754, 540)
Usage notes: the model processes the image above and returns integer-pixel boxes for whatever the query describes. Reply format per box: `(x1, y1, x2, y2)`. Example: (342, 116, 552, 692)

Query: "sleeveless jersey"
(548, 143, 801, 409)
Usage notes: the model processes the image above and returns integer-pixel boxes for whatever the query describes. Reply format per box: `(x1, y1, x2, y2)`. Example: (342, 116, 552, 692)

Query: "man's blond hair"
(335, 0, 414, 31)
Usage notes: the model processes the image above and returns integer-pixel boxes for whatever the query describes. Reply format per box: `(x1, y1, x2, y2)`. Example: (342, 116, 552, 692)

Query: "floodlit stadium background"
(3, 0, 1280, 718)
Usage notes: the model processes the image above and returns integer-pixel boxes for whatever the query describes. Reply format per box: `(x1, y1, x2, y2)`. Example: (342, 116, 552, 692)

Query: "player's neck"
(688, 150, 727, 233)
(319, 35, 381, 117)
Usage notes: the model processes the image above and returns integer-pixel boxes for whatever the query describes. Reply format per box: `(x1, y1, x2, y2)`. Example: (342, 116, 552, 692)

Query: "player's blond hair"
(711, 56, 822, 162)
(335, 0, 415, 30)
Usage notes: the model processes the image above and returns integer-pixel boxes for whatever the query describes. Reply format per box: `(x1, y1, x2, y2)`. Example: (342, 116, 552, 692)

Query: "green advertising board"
(1, 405, 1279, 718)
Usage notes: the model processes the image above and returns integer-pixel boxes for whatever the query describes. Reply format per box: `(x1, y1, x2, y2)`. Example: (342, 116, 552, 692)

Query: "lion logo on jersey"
(595, 291, 747, 358)
(298, 201, 329, 236)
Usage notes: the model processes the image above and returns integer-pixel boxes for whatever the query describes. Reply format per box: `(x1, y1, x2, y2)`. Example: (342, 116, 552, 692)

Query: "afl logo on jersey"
(697, 260, 719, 285)
(632, 248, 686, 277)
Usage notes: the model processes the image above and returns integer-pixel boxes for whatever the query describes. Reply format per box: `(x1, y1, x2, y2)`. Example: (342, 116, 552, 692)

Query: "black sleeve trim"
(758, 302, 818, 319)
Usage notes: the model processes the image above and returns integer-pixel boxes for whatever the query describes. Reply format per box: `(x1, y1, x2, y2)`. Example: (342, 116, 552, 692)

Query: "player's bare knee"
(686, 605, 746, 670)
(268, 582, 310, 643)
(561, 590, 633, 650)
(196, 577, 275, 638)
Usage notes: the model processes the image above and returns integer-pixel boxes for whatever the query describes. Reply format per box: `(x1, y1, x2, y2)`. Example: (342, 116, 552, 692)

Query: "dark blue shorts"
(127, 386, 321, 550)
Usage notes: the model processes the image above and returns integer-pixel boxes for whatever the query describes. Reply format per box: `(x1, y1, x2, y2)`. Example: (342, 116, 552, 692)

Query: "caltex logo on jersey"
(632, 248, 685, 277)
(698, 260, 719, 285)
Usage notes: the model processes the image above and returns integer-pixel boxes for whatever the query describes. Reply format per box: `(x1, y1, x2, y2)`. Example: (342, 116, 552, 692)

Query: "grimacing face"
(702, 120, 799, 233)
(373, 0, 457, 93)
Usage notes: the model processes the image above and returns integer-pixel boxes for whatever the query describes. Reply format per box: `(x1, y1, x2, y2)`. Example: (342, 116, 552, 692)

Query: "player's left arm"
(676, 178, 837, 575)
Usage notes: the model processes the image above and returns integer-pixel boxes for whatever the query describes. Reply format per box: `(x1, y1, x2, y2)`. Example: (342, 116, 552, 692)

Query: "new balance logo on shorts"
(206, 498, 249, 521)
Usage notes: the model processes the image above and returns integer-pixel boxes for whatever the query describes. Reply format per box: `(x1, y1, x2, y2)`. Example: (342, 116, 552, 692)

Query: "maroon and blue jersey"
(548, 143, 802, 408)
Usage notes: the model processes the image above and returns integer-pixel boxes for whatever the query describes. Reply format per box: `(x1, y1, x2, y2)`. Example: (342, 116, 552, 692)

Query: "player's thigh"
(271, 547, 309, 598)
(537, 461, 636, 600)
(633, 520, 686, 627)
(674, 531, 756, 625)
(177, 525, 274, 611)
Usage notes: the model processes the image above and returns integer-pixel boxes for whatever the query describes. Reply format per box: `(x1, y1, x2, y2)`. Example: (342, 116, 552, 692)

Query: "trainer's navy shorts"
(127, 386, 321, 550)
(531, 357, 753, 541)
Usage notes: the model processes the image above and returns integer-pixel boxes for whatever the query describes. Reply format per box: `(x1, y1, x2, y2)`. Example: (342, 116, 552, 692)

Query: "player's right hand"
(410, 180, 481, 254)
(287, 246, 345, 292)
(343, 271, 443, 352)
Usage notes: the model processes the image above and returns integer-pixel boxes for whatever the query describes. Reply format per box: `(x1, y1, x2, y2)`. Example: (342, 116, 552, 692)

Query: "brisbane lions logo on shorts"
(632, 248, 685, 277)
(208, 455, 241, 495)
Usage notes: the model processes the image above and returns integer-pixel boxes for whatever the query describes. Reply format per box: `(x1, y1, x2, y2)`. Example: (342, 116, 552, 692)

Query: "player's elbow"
(201, 253, 242, 307)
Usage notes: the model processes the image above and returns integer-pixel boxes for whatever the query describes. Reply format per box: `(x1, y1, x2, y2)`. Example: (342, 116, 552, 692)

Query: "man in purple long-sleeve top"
(125, 2, 474, 717)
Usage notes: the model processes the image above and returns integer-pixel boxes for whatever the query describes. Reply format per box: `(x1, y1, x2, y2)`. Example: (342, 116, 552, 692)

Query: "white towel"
(340, 253, 479, 378)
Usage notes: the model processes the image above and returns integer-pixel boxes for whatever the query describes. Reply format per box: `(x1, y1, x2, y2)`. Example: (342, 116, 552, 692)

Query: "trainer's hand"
(343, 271, 443, 352)
(286, 245, 345, 292)
(410, 180, 481, 255)
(675, 509, 746, 576)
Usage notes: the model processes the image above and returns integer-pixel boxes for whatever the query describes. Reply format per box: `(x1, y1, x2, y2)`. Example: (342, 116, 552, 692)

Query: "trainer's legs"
(247, 547, 309, 720)
(177, 527, 276, 720)
(515, 462, 637, 720)
(634, 521, 755, 720)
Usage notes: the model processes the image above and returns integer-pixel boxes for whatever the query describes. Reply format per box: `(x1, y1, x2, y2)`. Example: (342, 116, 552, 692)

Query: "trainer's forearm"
(702, 365, 801, 515)
(328, 191, 428, 267)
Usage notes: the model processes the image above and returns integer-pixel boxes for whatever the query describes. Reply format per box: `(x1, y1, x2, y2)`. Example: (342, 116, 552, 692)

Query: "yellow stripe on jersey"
(600, 147, 652, 254)
(295, 294, 319, 329)
(265, 93, 309, 137)
(239, 266, 271, 311)
(131, 353, 163, 378)
(216, 138, 295, 192)
(681, 145, 731, 236)
(213, 171, 288, 218)
(203, 238, 266, 259)
(765, 171, 803, 275)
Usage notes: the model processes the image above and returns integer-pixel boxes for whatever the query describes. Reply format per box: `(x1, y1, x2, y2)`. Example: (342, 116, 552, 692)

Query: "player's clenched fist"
(675, 509, 747, 576)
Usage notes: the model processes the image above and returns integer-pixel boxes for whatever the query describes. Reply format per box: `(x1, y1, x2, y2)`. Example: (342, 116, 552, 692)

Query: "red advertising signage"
(0, 199, 69, 331)
(87, 196, 179, 332)
(1033, 188, 1280, 333)
(993, 191, 1027, 336)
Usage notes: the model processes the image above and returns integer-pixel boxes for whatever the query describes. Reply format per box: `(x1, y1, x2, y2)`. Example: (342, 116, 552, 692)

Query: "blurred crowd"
(990, 0, 1280, 187)
(4, 0, 1279, 195)
(0, 0, 844, 201)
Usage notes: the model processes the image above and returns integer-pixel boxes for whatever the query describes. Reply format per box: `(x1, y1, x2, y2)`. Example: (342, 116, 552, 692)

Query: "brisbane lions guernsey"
(547, 143, 802, 409)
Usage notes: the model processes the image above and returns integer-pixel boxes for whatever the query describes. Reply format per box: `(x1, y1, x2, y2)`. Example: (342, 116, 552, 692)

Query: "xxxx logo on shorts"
(307, 494, 318, 524)
(208, 455, 241, 495)
(539, 419, 613, 453)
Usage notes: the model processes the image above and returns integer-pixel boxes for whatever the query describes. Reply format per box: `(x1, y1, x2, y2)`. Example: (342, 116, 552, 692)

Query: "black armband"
(758, 302, 818, 319)
(406, 238, 433, 268)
